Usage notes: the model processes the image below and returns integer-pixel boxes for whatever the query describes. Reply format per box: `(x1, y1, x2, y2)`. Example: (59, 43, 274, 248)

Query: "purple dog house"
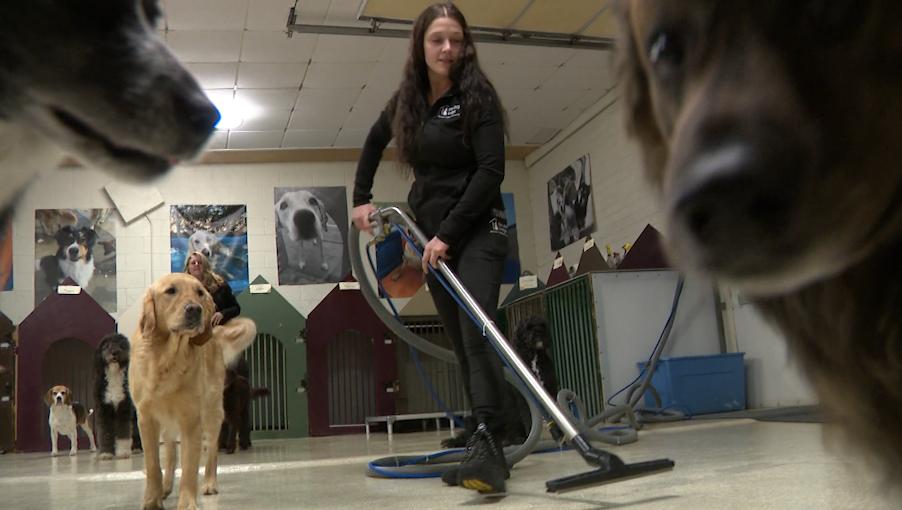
(17, 279, 114, 452)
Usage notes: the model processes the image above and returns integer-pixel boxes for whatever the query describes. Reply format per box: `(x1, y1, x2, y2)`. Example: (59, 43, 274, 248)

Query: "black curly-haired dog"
(440, 315, 561, 448)
(94, 332, 141, 459)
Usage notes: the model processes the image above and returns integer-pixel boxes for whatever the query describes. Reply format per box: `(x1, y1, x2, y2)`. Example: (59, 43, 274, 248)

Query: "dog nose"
(184, 303, 202, 321)
(68, 246, 79, 257)
(293, 209, 316, 230)
(671, 141, 802, 267)
(175, 88, 220, 135)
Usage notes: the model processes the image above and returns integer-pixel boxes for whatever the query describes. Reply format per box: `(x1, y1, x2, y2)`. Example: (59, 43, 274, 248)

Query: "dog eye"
(197, 289, 204, 297)
(279, 201, 288, 211)
(165, 286, 177, 295)
(649, 31, 685, 68)
(142, 0, 163, 28)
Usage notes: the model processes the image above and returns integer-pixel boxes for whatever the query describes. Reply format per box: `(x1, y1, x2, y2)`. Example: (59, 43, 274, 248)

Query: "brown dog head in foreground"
(616, 0, 902, 485)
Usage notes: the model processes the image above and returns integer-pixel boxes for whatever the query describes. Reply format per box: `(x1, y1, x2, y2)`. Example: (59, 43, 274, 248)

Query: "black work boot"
(456, 423, 509, 494)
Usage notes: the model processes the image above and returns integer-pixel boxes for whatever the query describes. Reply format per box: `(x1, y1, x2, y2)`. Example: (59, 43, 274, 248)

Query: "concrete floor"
(0, 419, 892, 509)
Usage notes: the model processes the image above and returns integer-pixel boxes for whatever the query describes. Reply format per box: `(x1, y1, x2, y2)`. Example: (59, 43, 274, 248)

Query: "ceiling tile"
(333, 128, 370, 147)
(167, 30, 243, 62)
(483, 64, 559, 91)
(312, 35, 386, 63)
(476, 43, 574, 66)
(184, 63, 238, 89)
(366, 60, 405, 89)
(293, 0, 331, 24)
(379, 38, 411, 63)
(324, 0, 362, 25)
(237, 62, 307, 88)
(567, 48, 614, 68)
(235, 88, 300, 110)
(541, 63, 612, 90)
(241, 31, 318, 63)
(228, 131, 285, 149)
(302, 62, 374, 89)
(282, 129, 340, 148)
(206, 131, 229, 150)
(246, 0, 294, 30)
(344, 86, 393, 130)
(289, 87, 361, 129)
(166, 0, 249, 30)
(239, 109, 292, 131)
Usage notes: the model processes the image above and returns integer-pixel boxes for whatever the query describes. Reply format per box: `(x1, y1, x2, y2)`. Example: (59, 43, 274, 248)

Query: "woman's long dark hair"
(388, 2, 506, 168)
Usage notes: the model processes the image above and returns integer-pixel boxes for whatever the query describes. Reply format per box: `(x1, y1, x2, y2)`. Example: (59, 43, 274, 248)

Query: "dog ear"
(189, 291, 215, 346)
(63, 389, 72, 406)
(310, 196, 328, 232)
(139, 289, 157, 341)
(44, 388, 53, 407)
(613, 0, 668, 182)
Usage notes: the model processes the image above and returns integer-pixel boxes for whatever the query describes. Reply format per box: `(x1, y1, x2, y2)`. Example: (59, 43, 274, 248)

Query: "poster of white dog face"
(274, 187, 349, 285)
(34, 209, 117, 311)
(547, 154, 595, 251)
(170, 205, 249, 292)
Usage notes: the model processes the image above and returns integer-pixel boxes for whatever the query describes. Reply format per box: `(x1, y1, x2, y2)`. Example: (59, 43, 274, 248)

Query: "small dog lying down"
(615, 0, 902, 485)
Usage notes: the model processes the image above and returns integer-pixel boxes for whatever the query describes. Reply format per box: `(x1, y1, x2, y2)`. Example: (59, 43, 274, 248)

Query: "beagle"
(45, 385, 96, 456)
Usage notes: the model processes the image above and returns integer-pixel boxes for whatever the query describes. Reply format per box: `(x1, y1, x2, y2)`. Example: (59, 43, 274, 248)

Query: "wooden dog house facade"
(236, 276, 308, 439)
(17, 281, 114, 452)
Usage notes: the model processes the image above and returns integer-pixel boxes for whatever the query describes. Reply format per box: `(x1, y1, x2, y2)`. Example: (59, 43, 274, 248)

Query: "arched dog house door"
(40, 338, 95, 450)
(237, 276, 308, 439)
(307, 274, 397, 436)
(16, 279, 114, 452)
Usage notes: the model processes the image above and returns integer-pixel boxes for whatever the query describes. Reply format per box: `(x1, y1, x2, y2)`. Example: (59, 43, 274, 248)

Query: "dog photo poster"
(274, 186, 350, 285)
(0, 214, 12, 291)
(170, 205, 249, 292)
(547, 154, 595, 251)
(34, 209, 117, 312)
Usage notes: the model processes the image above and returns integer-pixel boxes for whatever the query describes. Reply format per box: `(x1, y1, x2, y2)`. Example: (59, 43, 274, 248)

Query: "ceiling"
(159, 0, 618, 151)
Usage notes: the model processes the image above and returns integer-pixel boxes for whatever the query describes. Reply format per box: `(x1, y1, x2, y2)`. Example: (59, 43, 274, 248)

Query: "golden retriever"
(615, 0, 902, 485)
(130, 273, 255, 510)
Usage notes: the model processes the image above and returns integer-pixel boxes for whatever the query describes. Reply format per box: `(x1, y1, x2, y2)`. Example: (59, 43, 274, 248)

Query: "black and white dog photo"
(547, 154, 595, 251)
(94, 333, 141, 459)
(274, 186, 350, 285)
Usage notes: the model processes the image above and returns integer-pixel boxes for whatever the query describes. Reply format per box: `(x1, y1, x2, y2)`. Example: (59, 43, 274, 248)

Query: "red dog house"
(17, 280, 115, 452)
(306, 274, 397, 436)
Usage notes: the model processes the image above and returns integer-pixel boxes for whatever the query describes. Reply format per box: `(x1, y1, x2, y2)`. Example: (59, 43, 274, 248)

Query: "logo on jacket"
(438, 104, 461, 119)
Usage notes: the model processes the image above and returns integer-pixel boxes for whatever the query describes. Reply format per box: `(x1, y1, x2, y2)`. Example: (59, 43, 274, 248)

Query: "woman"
(184, 251, 240, 326)
(352, 2, 510, 495)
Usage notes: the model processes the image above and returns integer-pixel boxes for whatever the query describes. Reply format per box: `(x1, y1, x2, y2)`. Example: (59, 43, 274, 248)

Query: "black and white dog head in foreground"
(0, 0, 219, 212)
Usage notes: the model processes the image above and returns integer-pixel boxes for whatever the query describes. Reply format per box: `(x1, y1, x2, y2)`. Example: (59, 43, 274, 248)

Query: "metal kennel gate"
(245, 332, 288, 434)
(327, 329, 376, 427)
(394, 319, 468, 415)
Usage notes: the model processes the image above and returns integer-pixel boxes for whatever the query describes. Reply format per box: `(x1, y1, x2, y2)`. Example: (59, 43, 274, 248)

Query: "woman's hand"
(352, 203, 378, 233)
(422, 236, 450, 273)
(212, 312, 224, 326)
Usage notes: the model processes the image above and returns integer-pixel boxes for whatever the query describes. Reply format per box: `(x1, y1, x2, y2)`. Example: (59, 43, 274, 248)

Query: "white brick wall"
(0, 157, 536, 326)
(525, 93, 665, 280)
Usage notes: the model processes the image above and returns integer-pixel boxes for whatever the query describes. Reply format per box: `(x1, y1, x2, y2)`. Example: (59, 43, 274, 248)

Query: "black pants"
(426, 225, 508, 433)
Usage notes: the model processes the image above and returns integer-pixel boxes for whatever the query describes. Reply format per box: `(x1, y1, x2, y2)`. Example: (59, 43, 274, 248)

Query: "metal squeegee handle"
(372, 206, 582, 442)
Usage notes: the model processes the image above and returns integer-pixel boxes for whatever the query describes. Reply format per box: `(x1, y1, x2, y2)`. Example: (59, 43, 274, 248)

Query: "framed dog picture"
(170, 205, 249, 292)
(274, 186, 350, 285)
(547, 154, 595, 251)
(34, 208, 117, 311)
(0, 214, 11, 291)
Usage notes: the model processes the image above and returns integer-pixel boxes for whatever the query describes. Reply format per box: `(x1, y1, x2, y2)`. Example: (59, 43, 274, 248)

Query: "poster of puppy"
(0, 215, 12, 291)
(547, 154, 594, 251)
(34, 209, 117, 311)
(274, 187, 349, 285)
(170, 205, 249, 292)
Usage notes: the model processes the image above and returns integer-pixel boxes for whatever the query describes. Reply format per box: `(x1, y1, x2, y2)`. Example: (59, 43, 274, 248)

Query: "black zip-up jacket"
(211, 283, 240, 324)
(353, 87, 505, 248)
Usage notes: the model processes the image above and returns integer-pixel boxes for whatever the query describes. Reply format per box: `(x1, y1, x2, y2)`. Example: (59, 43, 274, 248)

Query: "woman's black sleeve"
(435, 98, 505, 246)
(353, 110, 393, 207)
(217, 285, 241, 323)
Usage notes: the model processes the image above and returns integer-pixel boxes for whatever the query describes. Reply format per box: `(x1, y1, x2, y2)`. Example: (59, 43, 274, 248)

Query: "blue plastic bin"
(636, 353, 746, 415)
